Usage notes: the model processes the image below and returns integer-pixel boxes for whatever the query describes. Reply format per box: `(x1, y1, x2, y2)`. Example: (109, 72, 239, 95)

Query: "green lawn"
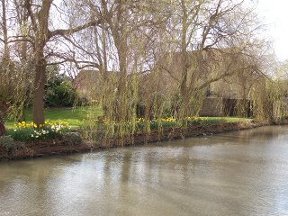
(197, 116, 252, 123)
(5, 107, 250, 129)
(5, 106, 102, 129)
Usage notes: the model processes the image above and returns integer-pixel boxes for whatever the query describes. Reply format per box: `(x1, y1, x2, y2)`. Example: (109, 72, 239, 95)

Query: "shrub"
(0, 136, 17, 151)
(62, 132, 82, 146)
(45, 71, 80, 107)
(46, 81, 78, 107)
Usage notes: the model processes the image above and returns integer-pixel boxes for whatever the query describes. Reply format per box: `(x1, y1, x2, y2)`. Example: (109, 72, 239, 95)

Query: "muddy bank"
(0, 120, 275, 161)
(0, 139, 93, 161)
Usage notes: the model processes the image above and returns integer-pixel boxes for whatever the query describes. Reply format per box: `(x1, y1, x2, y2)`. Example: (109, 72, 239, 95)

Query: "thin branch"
(49, 19, 103, 38)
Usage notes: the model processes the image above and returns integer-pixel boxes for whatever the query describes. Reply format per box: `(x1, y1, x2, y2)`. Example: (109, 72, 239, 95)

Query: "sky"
(256, 0, 288, 61)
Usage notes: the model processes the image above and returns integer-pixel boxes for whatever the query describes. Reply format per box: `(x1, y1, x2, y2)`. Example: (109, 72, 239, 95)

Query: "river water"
(1, 126, 288, 216)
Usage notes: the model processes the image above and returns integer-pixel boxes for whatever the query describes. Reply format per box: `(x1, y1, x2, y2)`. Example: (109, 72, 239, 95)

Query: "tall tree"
(21, 0, 102, 125)
(157, 0, 264, 118)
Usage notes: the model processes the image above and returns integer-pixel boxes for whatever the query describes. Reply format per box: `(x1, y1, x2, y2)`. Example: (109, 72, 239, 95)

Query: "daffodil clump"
(135, 116, 225, 132)
(149, 117, 178, 130)
(96, 116, 230, 137)
(132, 117, 179, 132)
(9, 121, 71, 142)
(15, 120, 69, 129)
(135, 117, 202, 132)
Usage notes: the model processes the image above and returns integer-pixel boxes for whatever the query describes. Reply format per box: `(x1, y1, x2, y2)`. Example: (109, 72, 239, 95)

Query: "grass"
(197, 116, 251, 123)
(5, 106, 250, 130)
(5, 106, 103, 129)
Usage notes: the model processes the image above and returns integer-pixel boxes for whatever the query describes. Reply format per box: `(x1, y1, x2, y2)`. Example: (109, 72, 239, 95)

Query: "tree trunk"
(0, 110, 5, 136)
(32, 57, 46, 126)
(0, 123, 5, 136)
(114, 34, 128, 122)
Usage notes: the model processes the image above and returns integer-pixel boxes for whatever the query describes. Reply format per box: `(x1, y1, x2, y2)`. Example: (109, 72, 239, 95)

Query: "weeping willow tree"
(251, 78, 287, 122)
(0, 0, 34, 132)
(134, 0, 266, 130)
(68, 0, 270, 146)
(0, 60, 33, 138)
(74, 0, 168, 145)
(0, 59, 33, 122)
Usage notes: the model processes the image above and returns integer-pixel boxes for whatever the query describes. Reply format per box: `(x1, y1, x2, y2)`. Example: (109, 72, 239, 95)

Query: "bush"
(62, 132, 82, 146)
(0, 136, 17, 151)
(46, 81, 78, 107)
(45, 71, 80, 107)
(9, 128, 35, 142)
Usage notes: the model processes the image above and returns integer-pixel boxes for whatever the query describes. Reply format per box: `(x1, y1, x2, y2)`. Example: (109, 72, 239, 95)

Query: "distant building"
(147, 49, 264, 117)
(74, 70, 99, 100)
(74, 70, 118, 101)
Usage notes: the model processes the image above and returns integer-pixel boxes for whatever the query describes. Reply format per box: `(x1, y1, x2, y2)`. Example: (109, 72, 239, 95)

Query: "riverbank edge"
(0, 120, 284, 161)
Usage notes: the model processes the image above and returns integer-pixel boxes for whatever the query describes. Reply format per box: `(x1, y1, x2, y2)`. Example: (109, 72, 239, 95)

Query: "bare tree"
(154, 0, 265, 119)
(7, 0, 103, 125)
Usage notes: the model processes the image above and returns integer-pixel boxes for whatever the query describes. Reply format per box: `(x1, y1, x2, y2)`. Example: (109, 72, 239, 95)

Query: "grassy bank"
(0, 107, 256, 161)
(5, 107, 250, 130)
(5, 106, 102, 129)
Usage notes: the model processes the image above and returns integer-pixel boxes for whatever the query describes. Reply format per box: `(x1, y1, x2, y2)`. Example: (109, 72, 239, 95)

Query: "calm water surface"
(1, 126, 288, 216)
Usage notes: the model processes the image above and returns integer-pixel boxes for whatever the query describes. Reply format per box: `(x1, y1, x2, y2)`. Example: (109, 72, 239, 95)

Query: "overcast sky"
(256, 0, 288, 61)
